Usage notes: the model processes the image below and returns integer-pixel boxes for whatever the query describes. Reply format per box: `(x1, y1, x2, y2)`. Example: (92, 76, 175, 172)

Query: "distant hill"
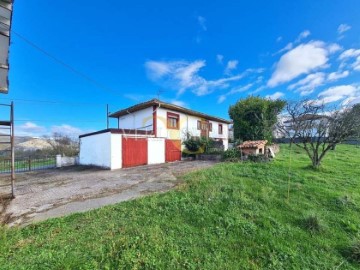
(0, 136, 51, 152)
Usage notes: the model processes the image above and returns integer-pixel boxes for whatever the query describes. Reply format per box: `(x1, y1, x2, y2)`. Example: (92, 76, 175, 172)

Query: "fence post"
(56, 154, 62, 168)
(28, 156, 31, 171)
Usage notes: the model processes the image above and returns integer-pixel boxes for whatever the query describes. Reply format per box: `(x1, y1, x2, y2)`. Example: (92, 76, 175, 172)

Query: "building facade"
(109, 99, 231, 150)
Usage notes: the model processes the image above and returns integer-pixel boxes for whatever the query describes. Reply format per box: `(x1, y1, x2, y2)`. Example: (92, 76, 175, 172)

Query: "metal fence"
(0, 156, 56, 173)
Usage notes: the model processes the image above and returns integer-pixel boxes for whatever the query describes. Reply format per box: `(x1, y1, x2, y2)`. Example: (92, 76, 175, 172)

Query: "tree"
(278, 101, 360, 169)
(45, 132, 79, 156)
(229, 96, 286, 143)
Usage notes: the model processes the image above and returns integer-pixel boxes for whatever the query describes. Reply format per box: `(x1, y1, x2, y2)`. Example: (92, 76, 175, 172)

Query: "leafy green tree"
(229, 96, 286, 142)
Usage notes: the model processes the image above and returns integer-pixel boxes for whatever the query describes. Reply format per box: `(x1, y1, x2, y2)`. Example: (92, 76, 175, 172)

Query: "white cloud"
(353, 56, 360, 71)
(217, 95, 226, 104)
(15, 122, 85, 137)
(288, 68, 349, 96)
(145, 61, 171, 80)
(276, 36, 283, 42)
(319, 85, 356, 97)
(327, 70, 349, 81)
(342, 96, 360, 106)
(288, 72, 326, 96)
(327, 43, 342, 54)
(295, 30, 311, 43)
(339, 49, 360, 71)
(339, 49, 360, 60)
(171, 100, 187, 107)
(145, 60, 206, 95)
(337, 24, 351, 35)
(197, 16, 207, 31)
(216, 54, 224, 64)
(317, 85, 359, 104)
(174, 61, 206, 94)
(224, 60, 239, 74)
(51, 124, 83, 137)
(274, 30, 311, 56)
(217, 83, 253, 103)
(266, 92, 285, 100)
(268, 41, 330, 87)
(16, 122, 46, 137)
(250, 85, 267, 95)
(145, 59, 262, 96)
(275, 42, 293, 55)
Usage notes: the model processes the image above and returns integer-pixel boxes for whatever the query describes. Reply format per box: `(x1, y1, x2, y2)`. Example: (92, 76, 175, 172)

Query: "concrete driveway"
(1, 161, 217, 226)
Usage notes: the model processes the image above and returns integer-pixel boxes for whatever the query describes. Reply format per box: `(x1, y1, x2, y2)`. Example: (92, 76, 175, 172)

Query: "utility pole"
(106, 104, 109, 129)
(10, 102, 14, 198)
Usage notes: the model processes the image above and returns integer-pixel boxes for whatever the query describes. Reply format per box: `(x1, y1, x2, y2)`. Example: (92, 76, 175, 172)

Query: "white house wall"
(156, 108, 188, 140)
(110, 134, 122, 170)
(148, 138, 165, 164)
(79, 132, 112, 168)
(155, 107, 229, 149)
(118, 107, 153, 131)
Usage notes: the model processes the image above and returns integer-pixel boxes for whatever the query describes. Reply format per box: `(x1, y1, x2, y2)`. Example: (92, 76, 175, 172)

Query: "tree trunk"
(312, 155, 324, 169)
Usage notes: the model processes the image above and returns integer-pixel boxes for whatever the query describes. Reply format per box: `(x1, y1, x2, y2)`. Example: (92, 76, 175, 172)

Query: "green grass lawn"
(1, 144, 360, 269)
(0, 157, 55, 173)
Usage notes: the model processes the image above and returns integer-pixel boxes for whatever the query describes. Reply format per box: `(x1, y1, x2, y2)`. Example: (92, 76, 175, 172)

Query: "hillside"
(0, 136, 51, 152)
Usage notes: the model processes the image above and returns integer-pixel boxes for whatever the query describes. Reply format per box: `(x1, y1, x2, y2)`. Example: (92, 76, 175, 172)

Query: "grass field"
(0, 157, 55, 173)
(1, 144, 360, 269)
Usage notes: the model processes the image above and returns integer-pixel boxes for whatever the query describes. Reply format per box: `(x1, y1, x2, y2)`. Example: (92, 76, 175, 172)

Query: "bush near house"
(1, 144, 360, 269)
(182, 133, 216, 154)
(229, 96, 286, 143)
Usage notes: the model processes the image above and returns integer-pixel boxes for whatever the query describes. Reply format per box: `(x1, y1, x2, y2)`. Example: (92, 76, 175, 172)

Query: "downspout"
(153, 104, 161, 137)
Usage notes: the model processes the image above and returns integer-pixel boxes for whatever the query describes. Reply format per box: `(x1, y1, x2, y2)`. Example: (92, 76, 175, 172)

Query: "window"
(198, 120, 210, 131)
(167, 112, 180, 129)
(218, 124, 223, 135)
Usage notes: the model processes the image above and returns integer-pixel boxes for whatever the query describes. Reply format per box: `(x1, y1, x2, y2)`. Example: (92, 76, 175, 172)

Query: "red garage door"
(122, 137, 148, 168)
(165, 139, 181, 162)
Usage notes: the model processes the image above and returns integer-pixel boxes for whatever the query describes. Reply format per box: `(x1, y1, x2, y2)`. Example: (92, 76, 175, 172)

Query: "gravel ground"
(0, 161, 217, 227)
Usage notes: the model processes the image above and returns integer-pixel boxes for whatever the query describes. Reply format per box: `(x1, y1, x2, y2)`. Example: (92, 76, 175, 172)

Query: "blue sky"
(3, 0, 360, 136)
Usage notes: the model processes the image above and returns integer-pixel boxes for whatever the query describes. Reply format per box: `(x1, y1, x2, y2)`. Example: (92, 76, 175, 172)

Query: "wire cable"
(12, 31, 123, 97)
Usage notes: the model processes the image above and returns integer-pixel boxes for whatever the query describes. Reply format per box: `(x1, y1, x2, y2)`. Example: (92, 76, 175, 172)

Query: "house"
(79, 99, 231, 169)
(109, 99, 231, 148)
(238, 140, 267, 156)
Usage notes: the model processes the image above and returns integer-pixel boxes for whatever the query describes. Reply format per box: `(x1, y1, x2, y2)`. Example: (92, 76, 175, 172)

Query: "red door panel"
(122, 137, 148, 168)
(165, 140, 181, 162)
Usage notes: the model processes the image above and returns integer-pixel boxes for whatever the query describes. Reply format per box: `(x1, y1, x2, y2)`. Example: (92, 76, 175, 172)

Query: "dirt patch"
(0, 197, 11, 224)
(1, 160, 217, 227)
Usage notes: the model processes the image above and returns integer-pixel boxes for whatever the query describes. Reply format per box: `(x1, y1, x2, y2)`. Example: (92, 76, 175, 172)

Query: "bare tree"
(45, 132, 79, 156)
(277, 101, 360, 168)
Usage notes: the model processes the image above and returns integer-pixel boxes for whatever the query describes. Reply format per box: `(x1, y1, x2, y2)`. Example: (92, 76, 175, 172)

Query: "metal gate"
(122, 137, 148, 168)
(165, 139, 181, 162)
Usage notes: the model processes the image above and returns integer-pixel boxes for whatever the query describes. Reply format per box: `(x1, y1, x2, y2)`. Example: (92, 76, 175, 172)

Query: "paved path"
(0, 161, 217, 226)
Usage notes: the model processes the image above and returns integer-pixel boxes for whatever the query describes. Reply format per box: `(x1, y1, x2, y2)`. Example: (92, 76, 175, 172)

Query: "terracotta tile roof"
(238, 140, 268, 148)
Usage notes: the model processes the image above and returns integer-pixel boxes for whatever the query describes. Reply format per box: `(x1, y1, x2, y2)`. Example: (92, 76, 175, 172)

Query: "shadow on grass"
(340, 241, 360, 265)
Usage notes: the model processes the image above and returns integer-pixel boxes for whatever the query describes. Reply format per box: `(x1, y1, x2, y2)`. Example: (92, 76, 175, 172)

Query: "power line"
(14, 119, 107, 123)
(0, 97, 114, 106)
(12, 31, 124, 97)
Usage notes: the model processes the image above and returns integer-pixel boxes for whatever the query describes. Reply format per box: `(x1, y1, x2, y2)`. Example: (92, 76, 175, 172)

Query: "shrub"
(248, 154, 269, 163)
(347, 241, 360, 263)
(301, 214, 323, 233)
(183, 136, 202, 152)
(182, 133, 218, 154)
(222, 148, 241, 161)
(334, 195, 355, 208)
(200, 137, 215, 153)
